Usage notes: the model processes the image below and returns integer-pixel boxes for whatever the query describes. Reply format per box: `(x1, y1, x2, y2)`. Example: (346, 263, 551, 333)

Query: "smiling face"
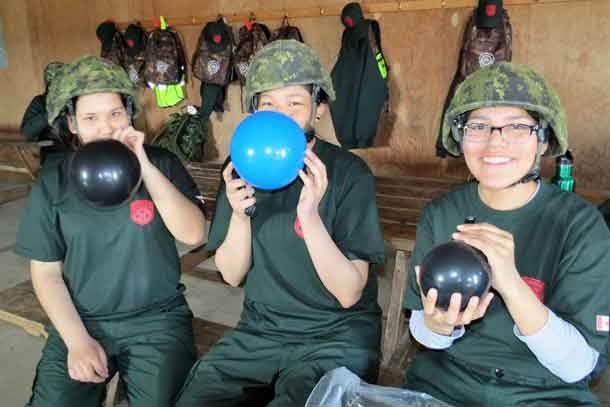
(256, 85, 326, 130)
(462, 106, 547, 191)
(68, 92, 129, 144)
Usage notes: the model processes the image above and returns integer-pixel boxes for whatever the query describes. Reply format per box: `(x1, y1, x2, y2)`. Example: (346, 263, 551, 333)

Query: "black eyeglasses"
(461, 123, 540, 144)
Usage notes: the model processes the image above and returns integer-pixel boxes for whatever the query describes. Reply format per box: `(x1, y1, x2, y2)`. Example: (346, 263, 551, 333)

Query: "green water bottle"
(553, 149, 575, 192)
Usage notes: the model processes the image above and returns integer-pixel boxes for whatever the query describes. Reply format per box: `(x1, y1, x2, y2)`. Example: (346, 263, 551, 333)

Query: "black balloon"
(420, 241, 491, 311)
(70, 139, 141, 207)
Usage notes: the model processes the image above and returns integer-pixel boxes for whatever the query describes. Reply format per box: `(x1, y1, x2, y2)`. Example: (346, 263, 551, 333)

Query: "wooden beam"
(14, 147, 37, 180)
(0, 164, 31, 174)
(116, 0, 593, 29)
(0, 310, 48, 338)
(0, 184, 30, 205)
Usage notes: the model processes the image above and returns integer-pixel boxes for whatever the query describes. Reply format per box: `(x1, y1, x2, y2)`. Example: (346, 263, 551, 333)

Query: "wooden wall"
(1, 0, 609, 189)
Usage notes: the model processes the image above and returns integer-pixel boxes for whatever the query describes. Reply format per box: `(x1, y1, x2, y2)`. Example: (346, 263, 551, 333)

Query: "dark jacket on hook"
(330, 2, 388, 149)
(20, 94, 67, 165)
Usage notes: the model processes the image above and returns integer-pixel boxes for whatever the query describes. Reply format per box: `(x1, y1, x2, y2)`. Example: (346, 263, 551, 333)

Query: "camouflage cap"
(43, 62, 66, 86)
(442, 62, 568, 157)
(245, 39, 335, 113)
(46, 55, 139, 125)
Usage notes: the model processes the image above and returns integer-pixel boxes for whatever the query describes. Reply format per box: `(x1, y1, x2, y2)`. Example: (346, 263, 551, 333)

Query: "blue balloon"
(230, 111, 307, 190)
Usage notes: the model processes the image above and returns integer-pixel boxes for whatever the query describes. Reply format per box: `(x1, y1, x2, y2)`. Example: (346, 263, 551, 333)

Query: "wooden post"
(381, 250, 410, 366)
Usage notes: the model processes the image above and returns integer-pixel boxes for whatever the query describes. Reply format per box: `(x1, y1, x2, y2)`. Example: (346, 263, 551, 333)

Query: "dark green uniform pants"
(405, 350, 600, 407)
(28, 301, 196, 407)
(175, 326, 379, 407)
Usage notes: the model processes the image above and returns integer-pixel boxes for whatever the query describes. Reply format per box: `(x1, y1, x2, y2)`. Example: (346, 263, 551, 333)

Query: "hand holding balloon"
(419, 240, 491, 311)
(112, 126, 148, 167)
(222, 162, 256, 220)
(297, 149, 328, 222)
(452, 222, 521, 297)
(416, 266, 494, 336)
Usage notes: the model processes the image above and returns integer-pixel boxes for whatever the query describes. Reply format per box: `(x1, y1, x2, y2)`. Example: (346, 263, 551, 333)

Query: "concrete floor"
(0, 198, 42, 406)
(0, 198, 245, 407)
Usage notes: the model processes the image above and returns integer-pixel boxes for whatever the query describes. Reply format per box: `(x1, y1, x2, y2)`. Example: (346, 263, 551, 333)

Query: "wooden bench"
(181, 160, 462, 385)
(0, 134, 50, 205)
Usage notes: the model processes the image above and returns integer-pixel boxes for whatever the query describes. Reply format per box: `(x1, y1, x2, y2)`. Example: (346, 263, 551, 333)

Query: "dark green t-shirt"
(207, 139, 386, 347)
(404, 182, 610, 382)
(15, 146, 203, 319)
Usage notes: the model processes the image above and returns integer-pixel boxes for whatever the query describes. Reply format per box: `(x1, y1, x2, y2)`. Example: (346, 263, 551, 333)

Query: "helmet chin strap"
(66, 101, 83, 149)
(305, 85, 321, 142)
(508, 119, 548, 188)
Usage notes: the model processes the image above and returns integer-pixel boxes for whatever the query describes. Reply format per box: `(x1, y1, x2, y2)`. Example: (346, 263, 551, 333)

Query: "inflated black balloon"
(70, 139, 141, 207)
(420, 241, 491, 311)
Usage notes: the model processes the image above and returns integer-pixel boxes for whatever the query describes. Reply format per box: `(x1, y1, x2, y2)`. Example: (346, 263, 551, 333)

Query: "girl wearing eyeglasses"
(403, 63, 610, 406)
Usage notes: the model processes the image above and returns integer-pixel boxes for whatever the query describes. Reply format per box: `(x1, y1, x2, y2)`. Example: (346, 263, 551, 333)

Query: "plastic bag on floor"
(305, 367, 453, 407)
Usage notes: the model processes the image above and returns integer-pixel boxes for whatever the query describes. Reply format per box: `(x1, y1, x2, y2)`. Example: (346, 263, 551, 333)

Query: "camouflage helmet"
(244, 40, 335, 113)
(46, 55, 139, 125)
(441, 62, 567, 157)
(43, 62, 66, 87)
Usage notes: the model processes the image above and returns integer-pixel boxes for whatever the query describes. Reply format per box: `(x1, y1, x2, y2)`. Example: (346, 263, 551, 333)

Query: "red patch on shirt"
(486, 4, 497, 17)
(130, 200, 154, 225)
(344, 16, 354, 27)
(294, 216, 304, 239)
(522, 276, 544, 301)
(597, 315, 610, 332)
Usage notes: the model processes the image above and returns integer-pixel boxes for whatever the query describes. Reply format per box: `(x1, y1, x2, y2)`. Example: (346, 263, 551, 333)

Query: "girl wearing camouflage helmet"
(175, 40, 386, 407)
(14, 56, 206, 407)
(403, 63, 610, 405)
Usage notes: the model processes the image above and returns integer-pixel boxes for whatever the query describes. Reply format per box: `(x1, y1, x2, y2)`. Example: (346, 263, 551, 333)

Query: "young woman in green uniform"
(175, 40, 386, 407)
(15, 56, 206, 407)
(404, 63, 610, 406)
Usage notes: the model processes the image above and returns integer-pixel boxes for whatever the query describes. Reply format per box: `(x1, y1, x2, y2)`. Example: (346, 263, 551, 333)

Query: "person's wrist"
(231, 209, 251, 223)
(65, 331, 92, 350)
(424, 315, 455, 336)
(495, 270, 525, 300)
(298, 209, 322, 231)
(138, 154, 154, 176)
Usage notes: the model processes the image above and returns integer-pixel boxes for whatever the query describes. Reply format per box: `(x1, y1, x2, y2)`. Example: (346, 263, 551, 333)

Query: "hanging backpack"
(436, 0, 512, 157)
(144, 20, 187, 85)
(123, 23, 148, 87)
(271, 16, 304, 42)
(192, 18, 234, 86)
(96, 20, 125, 68)
(151, 105, 207, 162)
(458, 4, 512, 82)
(233, 20, 271, 85)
